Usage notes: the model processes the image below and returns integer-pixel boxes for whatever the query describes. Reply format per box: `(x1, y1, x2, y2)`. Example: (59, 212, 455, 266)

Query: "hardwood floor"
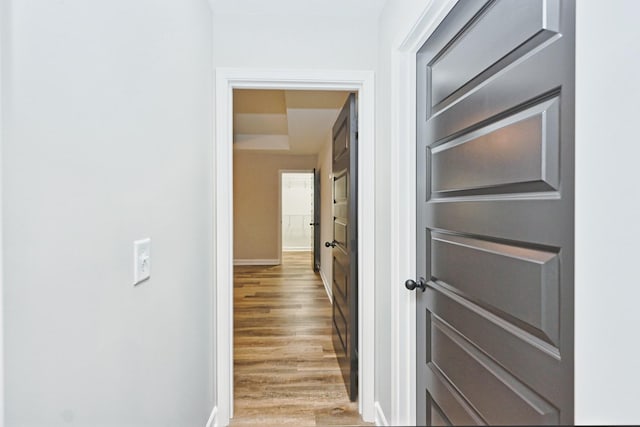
(231, 252, 372, 427)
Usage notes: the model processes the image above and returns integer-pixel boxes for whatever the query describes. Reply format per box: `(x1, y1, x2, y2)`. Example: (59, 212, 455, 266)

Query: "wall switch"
(133, 238, 151, 285)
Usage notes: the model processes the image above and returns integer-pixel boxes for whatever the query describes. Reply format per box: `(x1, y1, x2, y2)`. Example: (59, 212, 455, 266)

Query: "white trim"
(214, 68, 234, 427)
(282, 247, 313, 252)
(233, 259, 280, 266)
(214, 68, 376, 427)
(388, 1, 458, 425)
(205, 406, 218, 427)
(0, 0, 5, 422)
(375, 401, 390, 427)
(319, 269, 332, 303)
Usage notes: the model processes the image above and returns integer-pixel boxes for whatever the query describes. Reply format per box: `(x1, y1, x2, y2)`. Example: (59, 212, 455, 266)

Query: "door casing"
(213, 68, 375, 427)
(385, 1, 458, 425)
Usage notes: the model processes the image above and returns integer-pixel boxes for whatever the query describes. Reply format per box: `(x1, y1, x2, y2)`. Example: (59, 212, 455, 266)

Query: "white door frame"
(214, 68, 375, 427)
(0, 1, 5, 421)
(279, 169, 314, 257)
(388, 1, 458, 425)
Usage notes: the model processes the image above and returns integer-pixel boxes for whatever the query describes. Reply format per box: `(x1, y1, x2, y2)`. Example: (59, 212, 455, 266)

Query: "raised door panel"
(416, 1, 574, 425)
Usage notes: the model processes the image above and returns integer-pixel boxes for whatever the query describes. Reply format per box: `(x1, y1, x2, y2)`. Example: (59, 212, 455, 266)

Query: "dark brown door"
(327, 93, 358, 401)
(312, 168, 321, 272)
(411, 0, 575, 425)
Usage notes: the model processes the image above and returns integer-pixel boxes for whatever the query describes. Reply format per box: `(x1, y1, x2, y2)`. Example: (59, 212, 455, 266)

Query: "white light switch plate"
(133, 238, 151, 285)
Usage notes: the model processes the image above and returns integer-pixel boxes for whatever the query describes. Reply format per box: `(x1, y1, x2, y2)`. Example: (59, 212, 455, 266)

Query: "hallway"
(231, 252, 371, 426)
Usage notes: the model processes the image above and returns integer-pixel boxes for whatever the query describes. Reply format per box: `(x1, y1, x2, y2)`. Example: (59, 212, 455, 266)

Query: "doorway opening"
(229, 88, 366, 425)
(214, 69, 375, 427)
(280, 171, 314, 256)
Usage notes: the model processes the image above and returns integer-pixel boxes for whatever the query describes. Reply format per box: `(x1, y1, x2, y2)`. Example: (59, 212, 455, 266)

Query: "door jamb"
(0, 2, 5, 421)
(214, 68, 375, 426)
(279, 169, 314, 258)
(388, 1, 458, 425)
(0, 3, 6, 427)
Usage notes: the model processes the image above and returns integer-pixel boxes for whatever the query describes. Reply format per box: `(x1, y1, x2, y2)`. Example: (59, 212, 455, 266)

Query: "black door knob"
(405, 277, 427, 292)
(325, 240, 337, 248)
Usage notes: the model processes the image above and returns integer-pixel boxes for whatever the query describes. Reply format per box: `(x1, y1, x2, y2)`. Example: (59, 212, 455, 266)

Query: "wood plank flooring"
(231, 252, 372, 427)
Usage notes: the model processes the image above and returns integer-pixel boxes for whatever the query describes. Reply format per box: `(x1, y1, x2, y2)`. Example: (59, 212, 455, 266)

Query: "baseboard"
(206, 406, 218, 427)
(319, 269, 332, 303)
(233, 259, 280, 266)
(282, 247, 312, 252)
(375, 401, 389, 427)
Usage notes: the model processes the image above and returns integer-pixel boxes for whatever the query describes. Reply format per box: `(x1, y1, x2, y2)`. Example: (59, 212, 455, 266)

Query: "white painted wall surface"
(212, 13, 377, 70)
(210, 0, 386, 19)
(575, 0, 640, 424)
(3, 0, 214, 425)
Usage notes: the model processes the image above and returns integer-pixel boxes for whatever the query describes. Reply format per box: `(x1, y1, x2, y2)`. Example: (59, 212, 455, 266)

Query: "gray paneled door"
(312, 168, 321, 272)
(410, 0, 575, 425)
(327, 93, 358, 401)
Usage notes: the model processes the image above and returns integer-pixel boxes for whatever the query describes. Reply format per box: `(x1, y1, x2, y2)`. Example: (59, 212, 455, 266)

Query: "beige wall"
(233, 151, 317, 261)
(316, 133, 334, 298)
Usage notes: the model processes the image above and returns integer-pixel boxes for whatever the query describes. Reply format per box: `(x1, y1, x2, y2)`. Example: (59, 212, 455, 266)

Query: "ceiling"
(233, 89, 350, 155)
(209, 0, 387, 18)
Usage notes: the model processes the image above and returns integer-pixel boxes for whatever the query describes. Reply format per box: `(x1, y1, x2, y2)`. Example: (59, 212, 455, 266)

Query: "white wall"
(3, 1, 214, 425)
(316, 134, 334, 299)
(212, 13, 377, 70)
(574, 0, 640, 423)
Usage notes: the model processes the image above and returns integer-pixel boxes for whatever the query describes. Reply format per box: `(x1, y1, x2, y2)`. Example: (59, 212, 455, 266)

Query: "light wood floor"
(231, 251, 372, 427)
